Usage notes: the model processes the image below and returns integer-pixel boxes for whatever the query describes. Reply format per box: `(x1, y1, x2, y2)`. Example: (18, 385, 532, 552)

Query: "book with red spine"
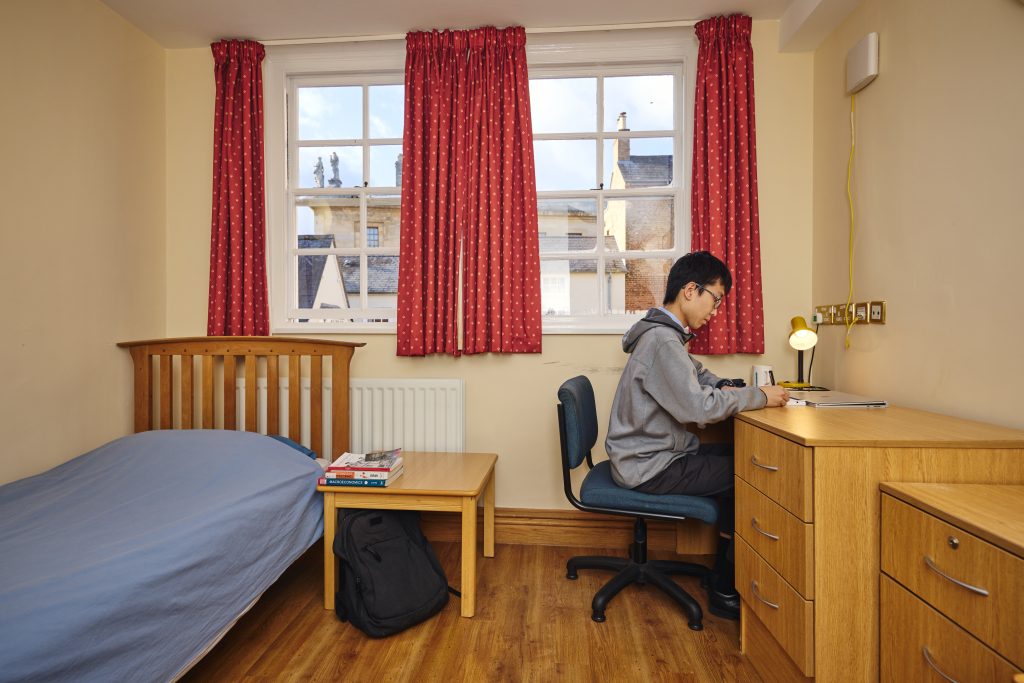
(318, 467, 403, 487)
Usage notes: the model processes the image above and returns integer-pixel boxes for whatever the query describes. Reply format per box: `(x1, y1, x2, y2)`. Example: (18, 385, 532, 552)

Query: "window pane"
(603, 75, 674, 132)
(369, 85, 404, 138)
(540, 259, 600, 317)
(604, 137, 673, 189)
(369, 145, 403, 187)
(295, 196, 360, 244)
(298, 146, 362, 188)
(298, 86, 362, 140)
(534, 140, 596, 191)
(366, 195, 401, 248)
(537, 199, 597, 253)
(608, 257, 674, 315)
(366, 256, 399, 314)
(603, 197, 674, 252)
(294, 253, 351, 311)
(529, 78, 596, 134)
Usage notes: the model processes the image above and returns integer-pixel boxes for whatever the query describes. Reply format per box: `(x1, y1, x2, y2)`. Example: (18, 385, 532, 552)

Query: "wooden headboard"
(117, 337, 364, 459)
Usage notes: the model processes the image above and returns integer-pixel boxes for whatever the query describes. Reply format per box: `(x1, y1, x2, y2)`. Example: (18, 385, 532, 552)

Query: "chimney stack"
(616, 111, 630, 161)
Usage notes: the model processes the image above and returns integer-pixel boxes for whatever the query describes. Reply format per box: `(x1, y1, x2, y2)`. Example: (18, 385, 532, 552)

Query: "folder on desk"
(787, 390, 887, 408)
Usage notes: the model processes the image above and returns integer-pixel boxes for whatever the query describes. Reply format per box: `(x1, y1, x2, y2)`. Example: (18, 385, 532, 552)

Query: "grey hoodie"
(605, 308, 767, 488)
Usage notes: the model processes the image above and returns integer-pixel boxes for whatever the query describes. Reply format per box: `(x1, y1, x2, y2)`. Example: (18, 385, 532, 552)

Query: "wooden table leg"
(323, 492, 336, 610)
(460, 495, 478, 617)
(483, 469, 495, 558)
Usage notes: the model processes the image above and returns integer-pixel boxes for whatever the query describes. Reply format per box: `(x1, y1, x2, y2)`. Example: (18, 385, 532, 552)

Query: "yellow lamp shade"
(789, 316, 818, 351)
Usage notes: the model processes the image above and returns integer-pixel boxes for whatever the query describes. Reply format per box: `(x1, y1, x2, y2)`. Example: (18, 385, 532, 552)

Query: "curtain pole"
(262, 20, 697, 46)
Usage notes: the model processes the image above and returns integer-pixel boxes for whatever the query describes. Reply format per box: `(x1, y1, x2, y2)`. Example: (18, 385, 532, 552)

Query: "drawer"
(736, 535, 814, 677)
(735, 421, 813, 522)
(881, 495, 1024, 668)
(881, 575, 1022, 682)
(735, 477, 814, 599)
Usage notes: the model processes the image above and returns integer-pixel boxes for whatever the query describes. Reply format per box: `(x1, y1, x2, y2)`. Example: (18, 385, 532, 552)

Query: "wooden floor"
(182, 543, 764, 683)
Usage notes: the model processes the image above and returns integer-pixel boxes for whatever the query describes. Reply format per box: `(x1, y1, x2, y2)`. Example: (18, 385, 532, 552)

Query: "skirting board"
(420, 507, 718, 556)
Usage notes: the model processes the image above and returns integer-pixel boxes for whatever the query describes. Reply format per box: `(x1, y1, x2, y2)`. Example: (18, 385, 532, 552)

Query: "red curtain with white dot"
(207, 40, 269, 336)
(397, 27, 542, 356)
(689, 15, 764, 355)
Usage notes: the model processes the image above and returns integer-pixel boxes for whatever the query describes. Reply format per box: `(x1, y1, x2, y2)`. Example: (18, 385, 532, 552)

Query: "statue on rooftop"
(328, 151, 342, 187)
(313, 157, 325, 188)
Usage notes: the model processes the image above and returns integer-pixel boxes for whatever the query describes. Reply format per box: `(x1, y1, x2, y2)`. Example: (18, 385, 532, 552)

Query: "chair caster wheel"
(688, 621, 703, 631)
(592, 612, 606, 623)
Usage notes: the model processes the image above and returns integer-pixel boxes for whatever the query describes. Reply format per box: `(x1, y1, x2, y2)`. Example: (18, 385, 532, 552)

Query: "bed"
(0, 336, 362, 683)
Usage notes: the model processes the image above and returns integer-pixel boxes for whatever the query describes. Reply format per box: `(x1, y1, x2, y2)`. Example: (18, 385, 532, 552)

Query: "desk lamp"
(779, 316, 817, 389)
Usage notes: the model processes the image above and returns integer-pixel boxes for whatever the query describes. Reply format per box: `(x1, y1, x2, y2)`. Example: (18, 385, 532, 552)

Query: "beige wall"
(164, 21, 814, 509)
(811, 0, 1024, 428)
(0, 0, 167, 484)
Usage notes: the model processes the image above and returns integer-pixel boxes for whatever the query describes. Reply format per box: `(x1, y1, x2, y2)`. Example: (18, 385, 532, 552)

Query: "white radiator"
(241, 377, 464, 456)
(349, 379, 465, 454)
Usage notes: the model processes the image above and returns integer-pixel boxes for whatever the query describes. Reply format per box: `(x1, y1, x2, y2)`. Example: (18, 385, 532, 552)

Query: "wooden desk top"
(317, 451, 497, 497)
(737, 406, 1024, 448)
(880, 483, 1024, 558)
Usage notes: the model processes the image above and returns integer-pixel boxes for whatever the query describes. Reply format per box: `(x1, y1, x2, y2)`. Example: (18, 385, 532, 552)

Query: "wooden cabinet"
(880, 483, 1024, 682)
(733, 408, 1024, 682)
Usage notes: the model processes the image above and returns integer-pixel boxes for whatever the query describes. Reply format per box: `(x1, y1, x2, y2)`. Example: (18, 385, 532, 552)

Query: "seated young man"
(605, 251, 789, 620)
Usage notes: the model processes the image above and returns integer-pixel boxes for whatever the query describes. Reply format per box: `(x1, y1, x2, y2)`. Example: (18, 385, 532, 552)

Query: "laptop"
(787, 390, 887, 408)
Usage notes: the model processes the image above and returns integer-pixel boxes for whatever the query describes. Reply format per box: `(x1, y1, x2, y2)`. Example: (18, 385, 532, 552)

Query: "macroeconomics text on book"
(319, 467, 404, 487)
(327, 448, 403, 473)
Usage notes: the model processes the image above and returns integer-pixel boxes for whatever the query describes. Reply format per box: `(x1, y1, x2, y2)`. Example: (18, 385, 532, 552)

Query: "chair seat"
(580, 460, 719, 525)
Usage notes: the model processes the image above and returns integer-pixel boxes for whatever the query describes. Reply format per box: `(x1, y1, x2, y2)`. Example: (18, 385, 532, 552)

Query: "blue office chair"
(556, 375, 717, 630)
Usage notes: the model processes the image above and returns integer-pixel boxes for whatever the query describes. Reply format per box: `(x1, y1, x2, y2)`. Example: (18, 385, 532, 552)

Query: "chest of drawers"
(733, 407, 1024, 682)
(879, 483, 1024, 682)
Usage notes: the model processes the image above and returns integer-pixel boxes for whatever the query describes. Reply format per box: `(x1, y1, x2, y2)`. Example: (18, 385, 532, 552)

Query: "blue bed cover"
(0, 430, 324, 683)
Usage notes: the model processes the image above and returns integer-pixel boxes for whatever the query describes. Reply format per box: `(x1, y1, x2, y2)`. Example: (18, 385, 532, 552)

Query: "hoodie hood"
(622, 307, 696, 353)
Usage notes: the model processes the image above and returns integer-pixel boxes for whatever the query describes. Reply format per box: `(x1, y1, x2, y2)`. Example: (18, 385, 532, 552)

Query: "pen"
(768, 370, 775, 385)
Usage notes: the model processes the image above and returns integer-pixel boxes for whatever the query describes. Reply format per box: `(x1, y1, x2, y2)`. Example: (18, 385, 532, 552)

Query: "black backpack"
(333, 509, 454, 637)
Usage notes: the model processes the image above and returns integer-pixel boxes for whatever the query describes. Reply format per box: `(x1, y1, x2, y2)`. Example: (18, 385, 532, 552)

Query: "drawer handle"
(751, 517, 780, 541)
(750, 580, 780, 609)
(924, 556, 990, 597)
(750, 455, 779, 472)
(922, 646, 960, 683)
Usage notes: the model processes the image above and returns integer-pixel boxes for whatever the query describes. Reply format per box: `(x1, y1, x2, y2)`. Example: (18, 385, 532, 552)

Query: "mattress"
(0, 430, 324, 683)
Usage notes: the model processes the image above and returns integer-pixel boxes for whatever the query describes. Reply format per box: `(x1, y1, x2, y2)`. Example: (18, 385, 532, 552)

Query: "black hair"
(663, 251, 733, 305)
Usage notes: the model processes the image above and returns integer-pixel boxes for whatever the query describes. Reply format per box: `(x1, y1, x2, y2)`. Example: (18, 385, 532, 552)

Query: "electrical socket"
(834, 303, 853, 325)
(814, 305, 835, 325)
(869, 300, 886, 324)
(853, 302, 869, 324)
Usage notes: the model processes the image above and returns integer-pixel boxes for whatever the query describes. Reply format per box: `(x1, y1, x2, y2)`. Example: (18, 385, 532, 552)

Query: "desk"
(318, 451, 497, 617)
(732, 407, 1024, 682)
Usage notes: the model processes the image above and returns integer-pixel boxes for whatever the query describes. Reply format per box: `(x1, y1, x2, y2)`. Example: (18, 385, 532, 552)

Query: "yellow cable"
(844, 94, 856, 349)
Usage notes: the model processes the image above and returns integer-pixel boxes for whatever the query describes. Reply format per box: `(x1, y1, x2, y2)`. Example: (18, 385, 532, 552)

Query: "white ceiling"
(98, 0, 810, 50)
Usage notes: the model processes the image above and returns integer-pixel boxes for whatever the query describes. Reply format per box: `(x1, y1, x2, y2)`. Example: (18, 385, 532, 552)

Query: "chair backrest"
(557, 375, 598, 471)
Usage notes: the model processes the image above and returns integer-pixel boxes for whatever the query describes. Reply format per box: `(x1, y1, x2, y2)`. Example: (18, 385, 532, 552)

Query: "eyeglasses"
(696, 284, 723, 310)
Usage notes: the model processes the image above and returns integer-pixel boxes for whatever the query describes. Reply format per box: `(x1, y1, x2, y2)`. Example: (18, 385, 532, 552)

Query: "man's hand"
(759, 385, 790, 407)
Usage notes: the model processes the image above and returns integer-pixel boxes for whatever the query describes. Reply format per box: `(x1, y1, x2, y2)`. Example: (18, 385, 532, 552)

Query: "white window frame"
(265, 41, 405, 333)
(532, 62, 686, 334)
(263, 30, 696, 334)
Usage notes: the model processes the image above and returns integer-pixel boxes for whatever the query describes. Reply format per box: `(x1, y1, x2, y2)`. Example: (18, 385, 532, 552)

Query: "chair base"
(566, 551, 710, 630)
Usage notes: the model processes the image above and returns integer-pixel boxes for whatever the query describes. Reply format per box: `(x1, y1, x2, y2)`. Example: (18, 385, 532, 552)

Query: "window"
(264, 31, 694, 333)
(531, 65, 687, 333)
(283, 77, 403, 326)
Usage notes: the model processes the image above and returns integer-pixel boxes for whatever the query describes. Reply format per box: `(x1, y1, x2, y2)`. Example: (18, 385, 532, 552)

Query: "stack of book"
(318, 448, 403, 487)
